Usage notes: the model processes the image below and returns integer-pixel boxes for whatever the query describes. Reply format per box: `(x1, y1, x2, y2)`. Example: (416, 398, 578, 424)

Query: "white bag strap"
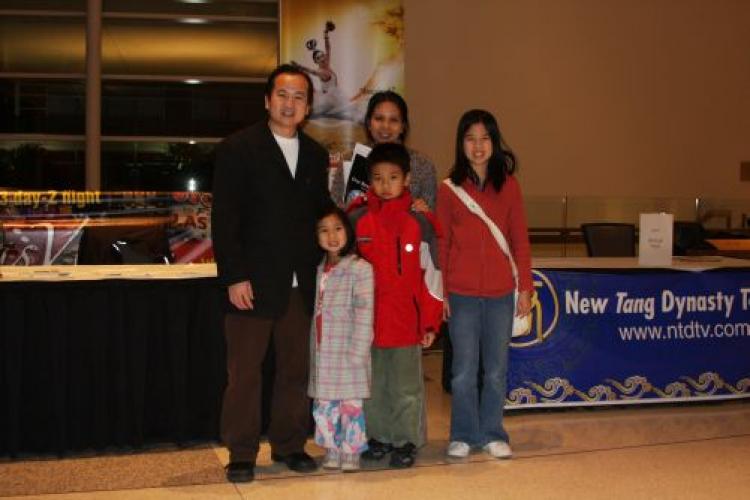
(442, 179, 519, 287)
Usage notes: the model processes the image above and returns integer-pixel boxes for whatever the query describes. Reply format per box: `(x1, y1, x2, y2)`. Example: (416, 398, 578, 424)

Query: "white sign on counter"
(639, 213, 673, 266)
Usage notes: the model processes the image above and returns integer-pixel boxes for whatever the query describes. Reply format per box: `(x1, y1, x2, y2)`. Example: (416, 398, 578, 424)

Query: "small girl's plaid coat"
(308, 254, 374, 400)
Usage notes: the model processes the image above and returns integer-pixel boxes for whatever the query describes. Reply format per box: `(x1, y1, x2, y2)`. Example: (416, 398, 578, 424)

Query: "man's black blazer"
(211, 121, 332, 318)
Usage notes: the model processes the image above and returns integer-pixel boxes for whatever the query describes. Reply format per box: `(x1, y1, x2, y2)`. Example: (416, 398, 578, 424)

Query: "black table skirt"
(1, 278, 228, 457)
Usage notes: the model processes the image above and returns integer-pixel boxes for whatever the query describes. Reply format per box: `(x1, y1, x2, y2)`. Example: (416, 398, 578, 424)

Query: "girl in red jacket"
(437, 109, 533, 460)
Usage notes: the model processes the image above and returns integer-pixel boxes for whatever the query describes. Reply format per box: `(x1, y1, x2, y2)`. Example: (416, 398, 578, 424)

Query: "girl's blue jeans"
(447, 292, 513, 446)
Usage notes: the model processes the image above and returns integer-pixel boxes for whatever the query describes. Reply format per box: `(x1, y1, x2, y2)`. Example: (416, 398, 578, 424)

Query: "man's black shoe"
(225, 461, 255, 483)
(271, 451, 318, 473)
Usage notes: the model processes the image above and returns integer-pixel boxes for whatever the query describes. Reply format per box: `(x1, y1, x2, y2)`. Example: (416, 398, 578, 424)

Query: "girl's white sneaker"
(341, 453, 360, 471)
(483, 441, 512, 459)
(447, 441, 471, 458)
(322, 448, 341, 469)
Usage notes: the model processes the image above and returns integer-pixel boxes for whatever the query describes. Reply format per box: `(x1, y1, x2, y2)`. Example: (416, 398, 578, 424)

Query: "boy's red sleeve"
(420, 268, 443, 335)
(416, 212, 444, 336)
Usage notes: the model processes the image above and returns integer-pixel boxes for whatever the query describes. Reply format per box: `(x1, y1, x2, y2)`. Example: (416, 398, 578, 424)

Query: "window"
(0, 1, 279, 190)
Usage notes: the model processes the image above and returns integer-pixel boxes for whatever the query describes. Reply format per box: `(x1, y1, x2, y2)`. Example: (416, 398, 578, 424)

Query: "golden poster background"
(280, 0, 404, 155)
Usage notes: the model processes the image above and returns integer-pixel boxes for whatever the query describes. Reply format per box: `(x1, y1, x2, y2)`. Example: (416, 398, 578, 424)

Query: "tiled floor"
(2, 353, 749, 499)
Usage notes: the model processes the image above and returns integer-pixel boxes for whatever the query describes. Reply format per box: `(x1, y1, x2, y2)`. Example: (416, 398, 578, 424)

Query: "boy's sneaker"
(361, 438, 392, 460)
(483, 441, 512, 459)
(446, 441, 470, 458)
(322, 448, 341, 469)
(389, 442, 416, 468)
(341, 453, 361, 472)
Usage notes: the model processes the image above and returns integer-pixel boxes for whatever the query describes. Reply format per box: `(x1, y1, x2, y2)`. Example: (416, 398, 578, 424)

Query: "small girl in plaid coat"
(309, 206, 374, 471)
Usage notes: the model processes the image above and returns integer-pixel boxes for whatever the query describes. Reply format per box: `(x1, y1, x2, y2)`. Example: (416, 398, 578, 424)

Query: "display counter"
(0, 265, 224, 457)
(2, 258, 748, 456)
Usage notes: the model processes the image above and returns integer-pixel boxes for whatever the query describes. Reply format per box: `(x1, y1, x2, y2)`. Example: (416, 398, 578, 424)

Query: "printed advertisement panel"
(507, 269, 750, 407)
(0, 190, 212, 265)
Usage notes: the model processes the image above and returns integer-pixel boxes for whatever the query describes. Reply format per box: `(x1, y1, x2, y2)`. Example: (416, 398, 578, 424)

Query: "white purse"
(442, 179, 531, 337)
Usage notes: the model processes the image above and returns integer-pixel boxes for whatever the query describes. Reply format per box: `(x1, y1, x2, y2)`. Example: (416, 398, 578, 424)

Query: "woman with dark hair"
(331, 90, 437, 209)
(436, 109, 533, 460)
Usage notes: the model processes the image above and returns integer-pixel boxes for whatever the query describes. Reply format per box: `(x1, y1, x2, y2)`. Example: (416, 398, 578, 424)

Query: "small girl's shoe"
(341, 453, 360, 472)
(322, 448, 341, 469)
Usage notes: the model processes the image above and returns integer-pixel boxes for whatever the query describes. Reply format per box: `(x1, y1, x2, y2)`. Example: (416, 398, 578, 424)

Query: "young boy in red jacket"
(348, 142, 443, 468)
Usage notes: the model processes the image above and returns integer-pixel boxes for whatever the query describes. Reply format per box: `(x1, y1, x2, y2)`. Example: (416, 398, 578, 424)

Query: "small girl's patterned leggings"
(312, 399, 368, 454)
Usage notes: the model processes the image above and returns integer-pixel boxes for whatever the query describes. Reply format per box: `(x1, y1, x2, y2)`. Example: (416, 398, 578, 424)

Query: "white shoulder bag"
(442, 179, 531, 337)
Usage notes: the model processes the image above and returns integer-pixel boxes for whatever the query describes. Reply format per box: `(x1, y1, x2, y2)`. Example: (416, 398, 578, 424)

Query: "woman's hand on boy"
(228, 280, 254, 310)
(411, 198, 430, 213)
(421, 331, 436, 348)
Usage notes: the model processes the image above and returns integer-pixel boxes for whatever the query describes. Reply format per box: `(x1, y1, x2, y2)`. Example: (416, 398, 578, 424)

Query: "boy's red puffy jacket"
(348, 189, 443, 348)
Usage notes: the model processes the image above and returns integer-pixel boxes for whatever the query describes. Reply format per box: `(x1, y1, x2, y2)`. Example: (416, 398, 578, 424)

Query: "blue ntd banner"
(507, 269, 750, 407)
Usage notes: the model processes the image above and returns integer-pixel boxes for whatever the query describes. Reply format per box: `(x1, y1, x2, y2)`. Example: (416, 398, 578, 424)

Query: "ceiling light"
(179, 18, 208, 24)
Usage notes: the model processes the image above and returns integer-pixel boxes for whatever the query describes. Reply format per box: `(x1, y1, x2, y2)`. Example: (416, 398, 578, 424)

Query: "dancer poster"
(280, 0, 405, 156)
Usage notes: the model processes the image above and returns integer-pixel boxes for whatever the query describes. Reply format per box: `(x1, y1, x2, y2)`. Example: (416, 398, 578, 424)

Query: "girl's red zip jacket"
(348, 188, 443, 348)
(436, 176, 533, 297)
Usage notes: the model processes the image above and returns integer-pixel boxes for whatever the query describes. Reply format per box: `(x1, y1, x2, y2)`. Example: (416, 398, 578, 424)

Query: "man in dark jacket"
(211, 64, 332, 483)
